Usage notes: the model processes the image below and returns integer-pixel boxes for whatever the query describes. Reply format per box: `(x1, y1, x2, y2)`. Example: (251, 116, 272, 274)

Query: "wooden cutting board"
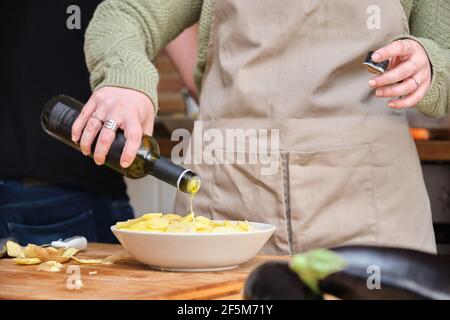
(0, 243, 285, 300)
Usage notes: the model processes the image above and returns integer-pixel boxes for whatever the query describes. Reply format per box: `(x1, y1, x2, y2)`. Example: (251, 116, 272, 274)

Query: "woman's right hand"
(71, 86, 155, 169)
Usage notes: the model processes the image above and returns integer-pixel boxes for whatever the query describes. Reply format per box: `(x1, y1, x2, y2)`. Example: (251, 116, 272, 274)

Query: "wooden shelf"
(415, 140, 450, 162)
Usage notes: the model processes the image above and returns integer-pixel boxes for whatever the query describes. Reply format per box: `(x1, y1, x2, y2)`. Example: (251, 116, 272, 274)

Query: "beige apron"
(174, 0, 436, 254)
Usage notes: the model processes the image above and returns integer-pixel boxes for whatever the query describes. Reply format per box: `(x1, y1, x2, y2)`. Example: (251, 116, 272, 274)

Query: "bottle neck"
(148, 156, 200, 193)
(179, 171, 201, 194)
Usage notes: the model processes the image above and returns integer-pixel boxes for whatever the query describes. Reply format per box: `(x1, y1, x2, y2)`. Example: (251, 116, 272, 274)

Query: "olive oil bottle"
(41, 95, 201, 194)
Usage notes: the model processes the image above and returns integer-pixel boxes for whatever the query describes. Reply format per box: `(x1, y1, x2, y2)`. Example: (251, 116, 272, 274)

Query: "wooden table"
(0, 243, 281, 300)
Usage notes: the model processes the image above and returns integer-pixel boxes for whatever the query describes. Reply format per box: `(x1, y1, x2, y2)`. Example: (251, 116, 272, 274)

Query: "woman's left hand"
(369, 39, 432, 109)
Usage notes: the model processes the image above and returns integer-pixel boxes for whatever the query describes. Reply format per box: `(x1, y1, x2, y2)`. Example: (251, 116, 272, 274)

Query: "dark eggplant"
(244, 261, 322, 300)
(244, 245, 450, 300)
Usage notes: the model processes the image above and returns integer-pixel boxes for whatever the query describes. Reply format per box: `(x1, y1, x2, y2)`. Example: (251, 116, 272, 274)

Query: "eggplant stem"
(289, 249, 348, 294)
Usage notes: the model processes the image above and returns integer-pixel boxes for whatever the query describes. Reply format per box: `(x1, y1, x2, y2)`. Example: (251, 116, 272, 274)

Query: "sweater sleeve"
(394, 0, 450, 118)
(409, 37, 450, 118)
(84, 0, 203, 112)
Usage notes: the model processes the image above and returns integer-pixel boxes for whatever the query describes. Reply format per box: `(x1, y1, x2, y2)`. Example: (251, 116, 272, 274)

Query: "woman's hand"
(369, 39, 432, 109)
(71, 86, 155, 168)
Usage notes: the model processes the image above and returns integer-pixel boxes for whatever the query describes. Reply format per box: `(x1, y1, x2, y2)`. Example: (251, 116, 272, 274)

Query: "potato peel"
(13, 257, 42, 265)
(6, 241, 25, 258)
(37, 261, 63, 272)
(62, 247, 79, 258)
(6, 240, 122, 269)
(71, 256, 104, 264)
(101, 254, 127, 265)
(34, 246, 51, 261)
(23, 244, 40, 259)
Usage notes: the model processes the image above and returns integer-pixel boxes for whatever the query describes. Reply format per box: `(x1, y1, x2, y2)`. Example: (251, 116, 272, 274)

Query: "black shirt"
(0, 0, 127, 198)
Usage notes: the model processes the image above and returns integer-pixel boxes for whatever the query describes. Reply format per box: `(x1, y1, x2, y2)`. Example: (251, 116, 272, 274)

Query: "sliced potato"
(195, 216, 211, 224)
(237, 221, 247, 230)
(179, 213, 194, 223)
(166, 221, 195, 233)
(146, 218, 169, 230)
(211, 220, 226, 227)
(115, 220, 133, 229)
(115, 217, 144, 229)
(191, 221, 213, 232)
(163, 214, 181, 221)
(115, 213, 254, 234)
(141, 213, 163, 220)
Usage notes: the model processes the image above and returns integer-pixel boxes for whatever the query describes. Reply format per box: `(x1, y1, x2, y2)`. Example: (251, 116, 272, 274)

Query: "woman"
(73, 0, 450, 254)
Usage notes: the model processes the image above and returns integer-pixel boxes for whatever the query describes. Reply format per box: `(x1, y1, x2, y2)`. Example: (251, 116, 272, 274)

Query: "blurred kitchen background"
(407, 111, 450, 255)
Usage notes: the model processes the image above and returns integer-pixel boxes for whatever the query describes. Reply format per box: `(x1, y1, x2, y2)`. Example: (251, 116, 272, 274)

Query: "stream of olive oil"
(190, 193, 195, 218)
(186, 176, 201, 218)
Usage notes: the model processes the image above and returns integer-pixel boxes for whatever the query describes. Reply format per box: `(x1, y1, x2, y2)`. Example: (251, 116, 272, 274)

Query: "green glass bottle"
(41, 95, 200, 194)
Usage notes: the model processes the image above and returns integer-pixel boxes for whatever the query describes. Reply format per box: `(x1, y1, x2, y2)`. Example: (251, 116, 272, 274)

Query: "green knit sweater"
(84, 0, 450, 117)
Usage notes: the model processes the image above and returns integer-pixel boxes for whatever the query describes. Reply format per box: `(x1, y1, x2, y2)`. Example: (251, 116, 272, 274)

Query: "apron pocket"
(288, 144, 377, 252)
(211, 149, 290, 254)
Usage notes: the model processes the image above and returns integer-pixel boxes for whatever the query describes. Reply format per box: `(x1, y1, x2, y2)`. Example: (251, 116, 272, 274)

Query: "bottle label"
(49, 102, 79, 135)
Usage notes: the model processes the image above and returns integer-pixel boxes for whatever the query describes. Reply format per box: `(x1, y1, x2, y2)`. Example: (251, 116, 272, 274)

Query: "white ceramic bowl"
(111, 222, 275, 272)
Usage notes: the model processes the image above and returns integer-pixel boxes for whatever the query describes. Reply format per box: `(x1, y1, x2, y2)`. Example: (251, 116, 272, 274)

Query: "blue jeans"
(0, 178, 134, 245)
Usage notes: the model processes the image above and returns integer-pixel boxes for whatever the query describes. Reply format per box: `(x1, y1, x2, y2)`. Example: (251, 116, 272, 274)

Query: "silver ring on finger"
(91, 112, 105, 123)
(411, 76, 420, 90)
(103, 119, 119, 132)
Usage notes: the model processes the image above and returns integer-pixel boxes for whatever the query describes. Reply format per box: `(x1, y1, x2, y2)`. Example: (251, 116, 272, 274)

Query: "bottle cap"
(363, 51, 389, 75)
